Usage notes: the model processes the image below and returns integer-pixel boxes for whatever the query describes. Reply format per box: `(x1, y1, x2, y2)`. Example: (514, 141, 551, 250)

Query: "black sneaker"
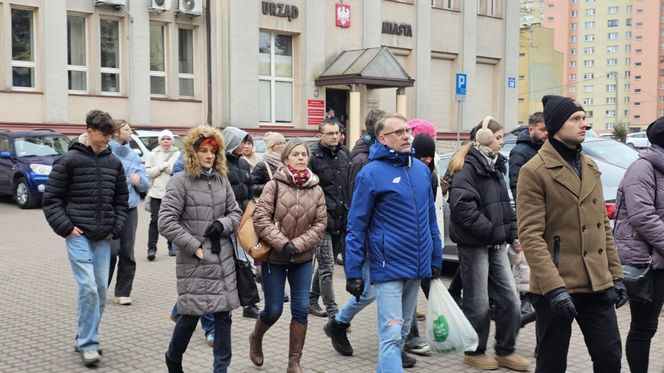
(324, 318, 353, 356)
(243, 304, 260, 319)
(308, 303, 328, 318)
(147, 248, 157, 261)
(401, 350, 417, 368)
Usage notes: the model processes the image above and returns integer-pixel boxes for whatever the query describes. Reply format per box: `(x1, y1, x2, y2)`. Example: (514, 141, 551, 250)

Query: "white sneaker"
(81, 350, 100, 367)
(405, 341, 431, 356)
(114, 296, 132, 305)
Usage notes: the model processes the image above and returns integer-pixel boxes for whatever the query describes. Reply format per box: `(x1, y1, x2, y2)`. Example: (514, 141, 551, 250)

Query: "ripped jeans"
(374, 279, 421, 373)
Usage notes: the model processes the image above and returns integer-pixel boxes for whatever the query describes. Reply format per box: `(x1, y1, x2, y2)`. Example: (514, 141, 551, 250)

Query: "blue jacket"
(110, 140, 151, 209)
(345, 143, 443, 284)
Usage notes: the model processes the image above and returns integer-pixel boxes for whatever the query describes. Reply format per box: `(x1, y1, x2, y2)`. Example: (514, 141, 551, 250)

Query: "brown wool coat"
(516, 140, 623, 295)
(253, 167, 327, 265)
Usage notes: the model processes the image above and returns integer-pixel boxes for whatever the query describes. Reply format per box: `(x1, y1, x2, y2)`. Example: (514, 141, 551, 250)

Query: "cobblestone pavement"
(0, 198, 662, 372)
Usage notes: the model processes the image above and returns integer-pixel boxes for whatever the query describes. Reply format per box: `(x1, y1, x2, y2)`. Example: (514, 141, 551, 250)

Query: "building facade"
(0, 0, 518, 142)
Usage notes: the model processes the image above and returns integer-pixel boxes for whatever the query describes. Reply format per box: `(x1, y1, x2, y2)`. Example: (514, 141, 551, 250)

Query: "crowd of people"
(40, 98, 664, 372)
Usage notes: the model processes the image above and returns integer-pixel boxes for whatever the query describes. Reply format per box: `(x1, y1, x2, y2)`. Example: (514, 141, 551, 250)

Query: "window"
(259, 31, 293, 124)
(606, 110, 616, 118)
(583, 72, 594, 80)
(570, 35, 577, 43)
(607, 45, 618, 53)
(571, 10, 577, 17)
(571, 23, 577, 30)
(584, 34, 595, 42)
(607, 19, 619, 27)
(625, 57, 631, 65)
(635, 22, 643, 28)
(584, 21, 595, 29)
(635, 62, 642, 67)
(626, 18, 632, 26)
(607, 84, 616, 91)
(625, 31, 632, 39)
(660, 83, 664, 90)
(608, 32, 618, 40)
(477, 0, 500, 17)
(634, 101, 640, 106)
(626, 5, 632, 12)
(635, 48, 642, 55)
(607, 58, 618, 66)
(583, 59, 594, 67)
(67, 15, 87, 92)
(607, 71, 617, 78)
(625, 83, 630, 90)
(100, 19, 120, 93)
(635, 75, 642, 80)
(606, 97, 616, 104)
(584, 47, 595, 54)
(626, 44, 631, 52)
(583, 85, 593, 93)
(583, 98, 594, 105)
(635, 35, 643, 41)
(587, 111, 594, 118)
(585, 8, 596, 16)
(11, 8, 35, 89)
(605, 123, 614, 130)
(608, 6, 619, 14)
(432, 0, 459, 10)
(178, 27, 195, 97)
(635, 88, 641, 93)
(569, 60, 577, 67)
(570, 48, 577, 55)
(150, 24, 166, 96)
(569, 74, 576, 81)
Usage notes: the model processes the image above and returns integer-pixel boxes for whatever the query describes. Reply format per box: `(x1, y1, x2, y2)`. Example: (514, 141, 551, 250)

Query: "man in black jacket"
(43, 110, 128, 367)
(308, 120, 350, 318)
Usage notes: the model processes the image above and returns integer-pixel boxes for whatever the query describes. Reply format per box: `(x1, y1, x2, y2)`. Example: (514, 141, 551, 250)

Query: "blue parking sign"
(456, 73, 467, 96)
(508, 77, 516, 88)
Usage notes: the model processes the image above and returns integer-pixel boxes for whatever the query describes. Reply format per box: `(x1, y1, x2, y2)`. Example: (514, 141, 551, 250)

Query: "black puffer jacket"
(250, 160, 279, 198)
(309, 142, 350, 234)
(449, 147, 516, 247)
(226, 153, 252, 211)
(508, 129, 543, 198)
(348, 137, 372, 201)
(43, 141, 129, 241)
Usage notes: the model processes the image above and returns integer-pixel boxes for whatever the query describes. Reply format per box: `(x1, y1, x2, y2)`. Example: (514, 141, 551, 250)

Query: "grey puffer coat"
(158, 171, 243, 316)
(614, 145, 664, 269)
(253, 167, 327, 265)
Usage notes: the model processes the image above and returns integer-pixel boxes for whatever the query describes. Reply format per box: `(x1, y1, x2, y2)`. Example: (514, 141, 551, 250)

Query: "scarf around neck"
(263, 150, 283, 168)
(287, 165, 310, 187)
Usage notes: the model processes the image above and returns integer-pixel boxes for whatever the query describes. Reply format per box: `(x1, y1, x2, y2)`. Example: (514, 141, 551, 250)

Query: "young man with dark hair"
(43, 110, 128, 367)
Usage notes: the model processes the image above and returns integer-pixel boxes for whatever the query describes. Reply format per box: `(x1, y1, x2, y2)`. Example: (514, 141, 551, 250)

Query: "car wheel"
(13, 177, 39, 209)
(627, 143, 636, 149)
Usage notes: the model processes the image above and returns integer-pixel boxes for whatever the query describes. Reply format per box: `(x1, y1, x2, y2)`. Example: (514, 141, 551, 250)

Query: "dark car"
(0, 130, 71, 208)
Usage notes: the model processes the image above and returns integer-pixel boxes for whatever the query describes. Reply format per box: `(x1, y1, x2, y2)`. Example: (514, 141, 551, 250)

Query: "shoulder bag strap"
(272, 180, 279, 221)
(265, 160, 273, 180)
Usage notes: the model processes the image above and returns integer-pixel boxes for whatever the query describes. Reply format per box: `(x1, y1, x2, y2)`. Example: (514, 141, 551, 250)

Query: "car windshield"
(139, 136, 184, 151)
(14, 135, 69, 156)
(583, 139, 639, 168)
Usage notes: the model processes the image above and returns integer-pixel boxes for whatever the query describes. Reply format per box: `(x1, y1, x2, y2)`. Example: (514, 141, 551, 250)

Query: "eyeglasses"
(381, 127, 412, 137)
(321, 131, 340, 136)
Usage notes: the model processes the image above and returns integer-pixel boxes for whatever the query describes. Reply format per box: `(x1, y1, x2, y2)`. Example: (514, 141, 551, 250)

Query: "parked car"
(626, 131, 650, 149)
(129, 129, 183, 163)
(436, 144, 633, 262)
(0, 130, 71, 208)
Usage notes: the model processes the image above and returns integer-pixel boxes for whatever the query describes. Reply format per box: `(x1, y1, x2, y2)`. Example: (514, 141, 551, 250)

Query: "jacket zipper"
(96, 156, 102, 231)
(404, 167, 421, 274)
(552, 236, 561, 268)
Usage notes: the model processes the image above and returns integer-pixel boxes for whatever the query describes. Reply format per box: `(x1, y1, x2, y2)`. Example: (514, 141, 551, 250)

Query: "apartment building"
(0, 0, 518, 142)
(520, 0, 664, 131)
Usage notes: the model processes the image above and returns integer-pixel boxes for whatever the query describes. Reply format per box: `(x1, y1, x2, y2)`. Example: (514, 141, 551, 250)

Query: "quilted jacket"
(253, 167, 327, 265)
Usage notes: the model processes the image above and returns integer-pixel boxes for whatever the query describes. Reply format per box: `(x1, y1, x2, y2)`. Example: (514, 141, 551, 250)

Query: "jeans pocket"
(66, 236, 93, 263)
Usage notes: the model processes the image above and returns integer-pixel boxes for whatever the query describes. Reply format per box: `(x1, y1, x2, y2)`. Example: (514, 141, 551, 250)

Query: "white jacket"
(146, 145, 180, 199)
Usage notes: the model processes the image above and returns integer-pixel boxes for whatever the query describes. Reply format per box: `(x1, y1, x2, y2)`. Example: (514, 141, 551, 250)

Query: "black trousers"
(530, 289, 622, 373)
(148, 197, 171, 252)
(109, 207, 137, 297)
(626, 269, 664, 373)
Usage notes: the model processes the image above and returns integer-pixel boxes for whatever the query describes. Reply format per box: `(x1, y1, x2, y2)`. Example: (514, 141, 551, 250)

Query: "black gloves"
(204, 221, 223, 240)
(431, 266, 442, 279)
(545, 287, 577, 320)
(346, 278, 365, 302)
(205, 221, 223, 254)
(282, 242, 299, 259)
(613, 279, 628, 309)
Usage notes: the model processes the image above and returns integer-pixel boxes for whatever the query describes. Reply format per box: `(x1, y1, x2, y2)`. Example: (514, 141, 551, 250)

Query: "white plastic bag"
(426, 279, 479, 354)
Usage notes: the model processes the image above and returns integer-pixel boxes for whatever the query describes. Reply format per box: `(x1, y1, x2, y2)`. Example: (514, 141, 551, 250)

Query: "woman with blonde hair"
(249, 140, 327, 373)
(448, 117, 529, 371)
(159, 125, 242, 373)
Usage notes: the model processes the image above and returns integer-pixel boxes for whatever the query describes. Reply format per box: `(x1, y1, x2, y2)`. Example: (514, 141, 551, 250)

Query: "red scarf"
(287, 165, 310, 187)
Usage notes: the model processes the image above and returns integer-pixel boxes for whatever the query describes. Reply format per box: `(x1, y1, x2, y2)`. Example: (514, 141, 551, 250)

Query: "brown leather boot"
(286, 320, 307, 373)
(249, 317, 271, 366)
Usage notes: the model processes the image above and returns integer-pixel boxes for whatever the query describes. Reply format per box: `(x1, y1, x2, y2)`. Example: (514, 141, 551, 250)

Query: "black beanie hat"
(542, 95, 585, 137)
(412, 133, 436, 159)
(646, 117, 664, 148)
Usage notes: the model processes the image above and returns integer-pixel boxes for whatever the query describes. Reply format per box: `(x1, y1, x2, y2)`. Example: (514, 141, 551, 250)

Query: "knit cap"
(158, 129, 174, 141)
(412, 133, 436, 159)
(408, 119, 437, 138)
(647, 117, 664, 148)
(263, 131, 286, 151)
(541, 95, 585, 137)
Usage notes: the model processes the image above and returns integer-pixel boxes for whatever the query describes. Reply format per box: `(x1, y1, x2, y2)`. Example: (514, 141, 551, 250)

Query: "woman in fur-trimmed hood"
(181, 125, 229, 178)
(158, 125, 242, 372)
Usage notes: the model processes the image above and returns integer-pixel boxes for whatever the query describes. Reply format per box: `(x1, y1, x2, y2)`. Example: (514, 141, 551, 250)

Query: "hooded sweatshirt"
(110, 140, 151, 208)
(222, 127, 252, 210)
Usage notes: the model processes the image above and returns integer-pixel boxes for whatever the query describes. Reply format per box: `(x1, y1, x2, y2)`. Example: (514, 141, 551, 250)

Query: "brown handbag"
(237, 179, 279, 262)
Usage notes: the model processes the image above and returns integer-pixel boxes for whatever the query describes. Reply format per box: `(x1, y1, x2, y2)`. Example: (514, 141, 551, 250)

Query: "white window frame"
(11, 7, 36, 91)
(67, 14, 88, 93)
(585, 8, 596, 16)
(177, 26, 196, 98)
(150, 23, 168, 97)
(99, 18, 122, 95)
(608, 32, 618, 40)
(259, 31, 294, 125)
(584, 34, 595, 42)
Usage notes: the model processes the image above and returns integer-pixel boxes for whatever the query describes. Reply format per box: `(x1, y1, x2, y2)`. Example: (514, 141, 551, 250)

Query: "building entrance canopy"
(315, 47, 414, 88)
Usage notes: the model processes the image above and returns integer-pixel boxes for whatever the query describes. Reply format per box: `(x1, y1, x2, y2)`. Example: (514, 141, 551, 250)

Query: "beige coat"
(516, 141, 623, 295)
(253, 167, 327, 265)
(146, 145, 181, 199)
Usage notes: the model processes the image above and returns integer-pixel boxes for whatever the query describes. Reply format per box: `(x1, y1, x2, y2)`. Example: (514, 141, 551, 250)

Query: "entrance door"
(326, 88, 349, 146)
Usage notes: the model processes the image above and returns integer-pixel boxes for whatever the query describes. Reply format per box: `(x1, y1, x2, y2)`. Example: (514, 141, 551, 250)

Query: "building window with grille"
(67, 15, 87, 92)
(259, 31, 293, 124)
(178, 27, 195, 98)
(100, 19, 121, 94)
(583, 72, 594, 80)
(607, 45, 618, 53)
(583, 59, 594, 67)
(150, 24, 167, 96)
(11, 8, 35, 89)
(607, 19, 619, 27)
(584, 21, 595, 29)
(584, 47, 595, 54)
(583, 85, 593, 93)
(607, 84, 616, 92)
(608, 32, 618, 40)
(608, 6, 619, 14)
(607, 58, 618, 66)
(585, 8, 596, 16)
(477, 0, 501, 17)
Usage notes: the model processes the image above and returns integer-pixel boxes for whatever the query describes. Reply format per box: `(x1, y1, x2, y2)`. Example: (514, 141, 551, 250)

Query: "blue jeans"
(374, 279, 421, 373)
(166, 312, 232, 373)
(458, 244, 520, 356)
(171, 304, 215, 336)
(336, 261, 376, 324)
(66, 235, 111, 352)
(260, 261, 314, 326)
